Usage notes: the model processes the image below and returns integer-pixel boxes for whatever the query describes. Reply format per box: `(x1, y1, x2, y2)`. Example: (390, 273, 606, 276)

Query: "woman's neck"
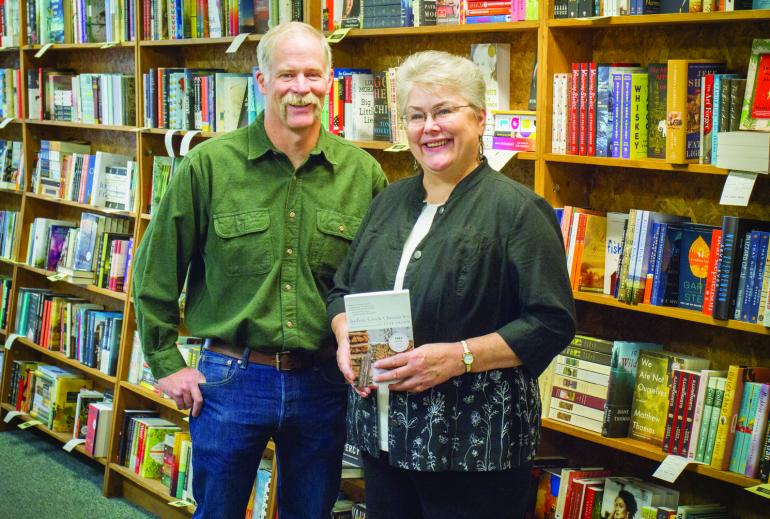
(422, 161, 480, 204)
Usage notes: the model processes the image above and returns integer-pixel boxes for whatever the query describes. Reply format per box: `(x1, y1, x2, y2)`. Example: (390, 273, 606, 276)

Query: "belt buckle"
(275, 351, 293, 371)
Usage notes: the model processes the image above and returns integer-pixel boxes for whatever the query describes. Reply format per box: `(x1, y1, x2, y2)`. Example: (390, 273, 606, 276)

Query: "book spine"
(680, 372, 700, 456)
(695, 376, 718, 461)
(733, 231, 755, 321)
(561, 346, 612, 366)
(745, 384, 770, 478)
(702, 229, 722, 316)
(711, 365, 743, 470)
(666, 60, 687, 163)
(749, 233, 769, 323)
(713, 216, 739, 320)
(587, 63, 597, 156)
(629, 73, 648, 160)
(551, 386, 606, 410)
(568, 63, 579, 155)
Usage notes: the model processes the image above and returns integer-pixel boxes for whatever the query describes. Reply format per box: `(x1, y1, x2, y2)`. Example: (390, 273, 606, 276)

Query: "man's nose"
(292, 74, 311, 93)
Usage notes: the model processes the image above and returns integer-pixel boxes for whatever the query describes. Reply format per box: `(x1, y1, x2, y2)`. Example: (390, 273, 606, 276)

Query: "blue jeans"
(189, 347, 347, 519)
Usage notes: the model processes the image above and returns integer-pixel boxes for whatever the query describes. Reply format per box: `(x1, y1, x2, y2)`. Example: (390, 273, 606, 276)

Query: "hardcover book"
(739, 39, 770, 131)
(602, 341, 663, 438)
(665, 60, 725, 163)
(344, 290, 414, 387)
(628, 350, 709, 447)
(677, 223, 716, 311)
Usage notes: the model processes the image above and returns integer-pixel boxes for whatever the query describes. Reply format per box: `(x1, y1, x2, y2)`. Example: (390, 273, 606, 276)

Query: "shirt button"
(284, 283, 292, 291)
(338, 224, 345, 232)
(288, 211, 296, 218)
(413, 250, 422, 260)
(286, 320, 293, 328)
(286, 248, 293, 256)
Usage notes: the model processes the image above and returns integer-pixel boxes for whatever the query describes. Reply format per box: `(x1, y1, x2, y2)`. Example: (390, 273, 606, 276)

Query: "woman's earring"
(478, 136, 485, 163)
(412, 158, 421, 173)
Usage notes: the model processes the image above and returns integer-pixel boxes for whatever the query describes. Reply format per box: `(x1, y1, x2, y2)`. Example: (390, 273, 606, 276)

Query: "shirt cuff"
(146, 347, 189, 380)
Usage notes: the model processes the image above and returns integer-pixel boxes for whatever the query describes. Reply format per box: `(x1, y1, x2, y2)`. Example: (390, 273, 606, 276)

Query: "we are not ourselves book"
(344, 289, 414, 387)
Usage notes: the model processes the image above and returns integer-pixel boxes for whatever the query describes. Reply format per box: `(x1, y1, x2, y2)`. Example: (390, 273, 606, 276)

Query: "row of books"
(0, 210, 17, 259)
(27, 68, 137, 126)
(117, 411, 194, 502)
(553, 0, 769, 17)
(529, 460, 733, 519)
(558, 206, 770, 326)
(143, 67, 265, 132)
(0, 276, 11, 329)
(143, 0, 302, 40)
(7, 361, 93, 430)
(0, 68, 21, 119)
(127, 332, 202, 391)
(326, 0, 538, 30)
(541, 335, 770, 482)
(0, 139, 24, 191)
(1, 0, 20, 47)
(149, 156, 178, 214)
(26, 0, 133, 44)
(13, 287, 124, 374)
(32, 143, 138, 212)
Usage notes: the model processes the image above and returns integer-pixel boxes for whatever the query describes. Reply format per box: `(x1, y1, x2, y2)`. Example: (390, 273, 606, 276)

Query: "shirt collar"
(247, 111, 337, 167)
(408, 160, 490, 206)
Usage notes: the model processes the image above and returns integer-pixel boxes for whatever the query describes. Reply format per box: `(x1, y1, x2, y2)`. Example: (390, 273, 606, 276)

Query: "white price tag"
(0, 117, 13, 128)
(3, 410, 22, 423)
(652, 454, 697, 483)
(180, 131, 201, 156)
(746, 483, 770, 500)
(164, 130, 179, 158)
(34, 43, 54, 58)
(63, 438, 86, 452)
(383, 143, 409, 152)
(4, 333, 20, 350)
(47, 272, 66, 282)
(720, 171, 757, 207)
(326, 28, 351, 44)
(183, 416, 190, 422)
(226, 33, 250, 54)
(485, 149, 519, 171)
(18, 419, 43, 429)
(168, 500, 194, 507)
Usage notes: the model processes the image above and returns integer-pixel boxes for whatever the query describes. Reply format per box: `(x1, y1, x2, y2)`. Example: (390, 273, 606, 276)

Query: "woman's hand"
(372, 342, 466, 393)
(331, 313, 376, 398)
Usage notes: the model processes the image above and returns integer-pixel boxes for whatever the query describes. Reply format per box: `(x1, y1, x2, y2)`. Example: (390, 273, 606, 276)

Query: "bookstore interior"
(0, 0, 770, 517)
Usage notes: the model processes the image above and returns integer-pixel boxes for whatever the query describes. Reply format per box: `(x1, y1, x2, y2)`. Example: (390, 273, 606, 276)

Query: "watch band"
(461, 340, 472, 373)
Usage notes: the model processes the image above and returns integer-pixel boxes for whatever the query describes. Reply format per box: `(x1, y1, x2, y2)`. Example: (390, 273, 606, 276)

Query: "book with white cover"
(344, 289, 414, 387)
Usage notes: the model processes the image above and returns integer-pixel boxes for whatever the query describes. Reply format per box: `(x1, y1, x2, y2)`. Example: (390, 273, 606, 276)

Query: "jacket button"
(413, 250, 422, 260)
(438, 207, 445, 214)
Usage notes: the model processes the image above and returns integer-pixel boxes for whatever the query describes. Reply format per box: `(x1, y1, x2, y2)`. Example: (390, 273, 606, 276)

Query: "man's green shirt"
(132, 114, 388, 379)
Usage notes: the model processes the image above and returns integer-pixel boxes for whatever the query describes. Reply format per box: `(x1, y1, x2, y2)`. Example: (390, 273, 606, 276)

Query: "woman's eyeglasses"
(402, 105, 472, 129)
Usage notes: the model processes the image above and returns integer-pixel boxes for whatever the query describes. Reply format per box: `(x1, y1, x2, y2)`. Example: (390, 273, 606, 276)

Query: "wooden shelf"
(23, 119, 138, 132)
(0, 46, 19, 53)
(140, 213, 152, 221)
(23, 192, 137, 219)
(0, 187, 23, 195)
(542, 418, 760, 487)
(143, 128, 216, 138)
(0, 403, 108, 465)
(12, 335, 118, 384)
(18, 264, 129, 302)
(547, 10, 770, 28)
(23, 42, 135, 51)
(543, 153, 730, 176)
(572, 291, 770, 335)
(139, 35, 261, 47)
(120, 381, 189, 415)
(109, 463, 195, 514)
(343, 21, 539, 38)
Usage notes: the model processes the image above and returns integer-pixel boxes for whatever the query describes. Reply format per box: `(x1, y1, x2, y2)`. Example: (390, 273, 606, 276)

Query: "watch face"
(463, 352, 474, 364)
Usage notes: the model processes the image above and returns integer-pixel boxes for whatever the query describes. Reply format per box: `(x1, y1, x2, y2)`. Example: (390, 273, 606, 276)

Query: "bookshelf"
(0, 1, 768, 517)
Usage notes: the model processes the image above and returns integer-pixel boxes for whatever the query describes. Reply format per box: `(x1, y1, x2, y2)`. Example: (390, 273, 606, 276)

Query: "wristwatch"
(461, 340, 474, 373)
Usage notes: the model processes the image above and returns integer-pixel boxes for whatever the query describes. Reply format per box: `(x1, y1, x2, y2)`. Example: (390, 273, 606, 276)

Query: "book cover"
(602, 341, 663, 438)
(677, 223, 715, 311)
(740, 39, 770, 131)
(665, 60, 725, 163)
(604, 212, 628, 296)
(647, 63, 668, 159)
(629, 350, 709, 447)
(344, 290, 414, 387)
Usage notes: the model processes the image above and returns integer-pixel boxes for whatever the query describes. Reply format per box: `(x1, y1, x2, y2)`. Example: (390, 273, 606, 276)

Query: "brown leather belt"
(206, 340, 313, 371)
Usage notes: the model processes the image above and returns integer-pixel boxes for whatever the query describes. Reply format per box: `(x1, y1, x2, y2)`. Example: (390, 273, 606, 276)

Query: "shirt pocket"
(309, 209, 362, 275)
(213, 209, 274, 277)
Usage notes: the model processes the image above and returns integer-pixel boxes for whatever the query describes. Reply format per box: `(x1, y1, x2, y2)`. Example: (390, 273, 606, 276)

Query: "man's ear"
(257, 71, 268, 95)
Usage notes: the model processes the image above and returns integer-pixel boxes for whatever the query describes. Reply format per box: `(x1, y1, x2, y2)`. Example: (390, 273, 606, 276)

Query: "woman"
(606, 490, 638, 519)
(327, 51, 575, 519)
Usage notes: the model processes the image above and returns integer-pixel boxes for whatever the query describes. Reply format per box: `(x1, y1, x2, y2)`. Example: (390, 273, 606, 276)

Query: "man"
(132, 22, 387, 519)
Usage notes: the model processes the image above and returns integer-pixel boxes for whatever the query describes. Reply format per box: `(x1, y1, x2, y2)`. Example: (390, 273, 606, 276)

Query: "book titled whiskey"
(344, 290, 414, 387)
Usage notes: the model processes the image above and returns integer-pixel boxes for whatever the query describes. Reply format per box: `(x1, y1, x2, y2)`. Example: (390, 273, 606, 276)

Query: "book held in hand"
(344, 289, 414, 387)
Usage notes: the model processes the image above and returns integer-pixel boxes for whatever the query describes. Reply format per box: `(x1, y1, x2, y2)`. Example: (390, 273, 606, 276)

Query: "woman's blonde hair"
(396, 50, 486, 116)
